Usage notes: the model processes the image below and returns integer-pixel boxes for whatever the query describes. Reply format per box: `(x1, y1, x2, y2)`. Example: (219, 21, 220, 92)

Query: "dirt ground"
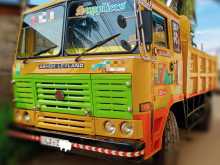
(22, 95, 220, 165)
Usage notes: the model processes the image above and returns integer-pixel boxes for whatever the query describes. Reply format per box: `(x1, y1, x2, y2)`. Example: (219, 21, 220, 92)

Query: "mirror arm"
(138, 11, 147, 54)
(127, 39, 141, 43)
(139, 24, 143, 29)
(124, 16, 136, 19)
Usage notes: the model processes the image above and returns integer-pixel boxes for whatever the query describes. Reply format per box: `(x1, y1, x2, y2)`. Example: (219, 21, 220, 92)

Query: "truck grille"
(36, 79, 93, 116)
(92, 75, 132, 119)
(14, 80, 35, 109)
(36, 112, 94, 135)
(14, 74, 132, 120)
(14, 74, 132, 135)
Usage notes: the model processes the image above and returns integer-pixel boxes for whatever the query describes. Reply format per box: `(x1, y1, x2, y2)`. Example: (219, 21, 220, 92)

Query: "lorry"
(9, 0, 218, 162)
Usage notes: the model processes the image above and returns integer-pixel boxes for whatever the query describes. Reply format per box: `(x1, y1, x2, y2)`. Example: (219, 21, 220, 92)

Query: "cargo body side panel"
(180, 16, 218, 99)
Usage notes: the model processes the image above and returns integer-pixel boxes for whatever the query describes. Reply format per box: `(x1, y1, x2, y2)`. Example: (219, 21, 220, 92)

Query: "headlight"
(104, 121, 116, 134)
(23, 112, 31, 122)
(121, 122, 133, 135)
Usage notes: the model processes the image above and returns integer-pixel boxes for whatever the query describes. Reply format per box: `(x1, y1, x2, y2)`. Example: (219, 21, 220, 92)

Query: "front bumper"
(8, 125, 145, 161)
(14, 109, 143, 139)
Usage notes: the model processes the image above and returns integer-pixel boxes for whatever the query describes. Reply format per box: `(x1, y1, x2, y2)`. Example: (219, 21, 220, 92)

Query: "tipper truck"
(9, 0, 218, 162)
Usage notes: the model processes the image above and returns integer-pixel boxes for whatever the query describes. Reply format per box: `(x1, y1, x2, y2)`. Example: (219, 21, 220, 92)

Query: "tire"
(195, 96, 212, 132)
(153, 111, 180, 165)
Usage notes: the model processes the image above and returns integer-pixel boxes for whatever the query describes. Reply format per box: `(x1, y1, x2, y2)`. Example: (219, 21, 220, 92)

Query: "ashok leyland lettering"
(9, 0, 218, 161)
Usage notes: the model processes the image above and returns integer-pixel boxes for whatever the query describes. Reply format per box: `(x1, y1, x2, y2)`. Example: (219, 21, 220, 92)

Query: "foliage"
(0, 103, 40, 165)
(158, 0, 196, 21)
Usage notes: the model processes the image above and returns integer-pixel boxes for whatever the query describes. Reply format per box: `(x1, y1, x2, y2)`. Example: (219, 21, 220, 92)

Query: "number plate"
(40, 136, 72, 152)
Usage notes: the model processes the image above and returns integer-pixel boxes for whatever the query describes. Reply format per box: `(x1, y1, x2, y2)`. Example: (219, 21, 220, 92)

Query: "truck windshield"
(17, 5, 65, 58)
(65, 0, 137, 55)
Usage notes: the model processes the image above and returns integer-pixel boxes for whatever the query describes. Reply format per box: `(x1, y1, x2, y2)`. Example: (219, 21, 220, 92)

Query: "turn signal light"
(140, 102, 153, 112)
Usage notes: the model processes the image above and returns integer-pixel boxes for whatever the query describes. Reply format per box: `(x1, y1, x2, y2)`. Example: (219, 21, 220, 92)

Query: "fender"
(134, 94, 184, 159)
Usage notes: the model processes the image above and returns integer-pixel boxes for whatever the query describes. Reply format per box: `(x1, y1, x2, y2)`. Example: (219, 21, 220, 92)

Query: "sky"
(195, 0, 220, 55)
(29, 0, 50, 5)
(28, 0, 220, 56)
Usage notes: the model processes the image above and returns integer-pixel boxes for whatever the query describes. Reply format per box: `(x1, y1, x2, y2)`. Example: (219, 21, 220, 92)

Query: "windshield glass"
(65, 0, 137, 55)
(17, 5, 65, 58)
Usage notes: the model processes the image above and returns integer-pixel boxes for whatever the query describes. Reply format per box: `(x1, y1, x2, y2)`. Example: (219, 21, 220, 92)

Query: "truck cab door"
(152, 11, 173, 110)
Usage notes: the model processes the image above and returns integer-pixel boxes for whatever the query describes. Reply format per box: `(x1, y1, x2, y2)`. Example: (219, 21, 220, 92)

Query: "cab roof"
(23, 0, 66, 15)
(23, 0, 179, 19)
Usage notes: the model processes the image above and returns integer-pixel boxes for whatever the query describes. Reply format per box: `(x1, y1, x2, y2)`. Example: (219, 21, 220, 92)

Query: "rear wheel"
(194, 96, 212, 132)
(153, 111, 180, 165)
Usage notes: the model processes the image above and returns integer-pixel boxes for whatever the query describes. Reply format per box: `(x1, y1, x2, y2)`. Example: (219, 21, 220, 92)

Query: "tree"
(159, 0, 196, 21)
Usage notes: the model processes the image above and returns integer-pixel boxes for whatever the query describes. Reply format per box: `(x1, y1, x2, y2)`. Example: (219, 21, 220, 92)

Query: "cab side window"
(172, 21, 181, 52)
(152, 12, 168, 48)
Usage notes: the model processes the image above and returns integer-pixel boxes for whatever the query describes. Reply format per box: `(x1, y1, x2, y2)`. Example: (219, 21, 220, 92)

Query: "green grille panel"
(14, 74, 132, 119)
(36, 78, 93, 116)
(92, 75, 132, 119)
(14, 80, 35, 109)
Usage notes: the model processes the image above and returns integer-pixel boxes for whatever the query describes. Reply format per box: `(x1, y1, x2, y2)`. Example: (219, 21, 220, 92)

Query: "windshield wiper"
(33, 45, 58, 57)
(75, 33, 121, 62)
(22, 45, 58, 64)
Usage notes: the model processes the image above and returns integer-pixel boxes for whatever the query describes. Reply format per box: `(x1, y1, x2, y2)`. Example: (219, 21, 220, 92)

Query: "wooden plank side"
(186, 48, 218, 98)
(180, 16, 218, 99)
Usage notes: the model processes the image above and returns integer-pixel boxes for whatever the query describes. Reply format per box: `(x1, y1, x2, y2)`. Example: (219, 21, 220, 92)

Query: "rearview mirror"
(121, 40, 132, 51)
(117, 15, 127, 29)
(141, 9, 153, 45)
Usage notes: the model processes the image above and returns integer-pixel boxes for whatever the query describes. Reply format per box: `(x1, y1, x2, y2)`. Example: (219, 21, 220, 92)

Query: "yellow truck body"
(9, 0, 218, 161)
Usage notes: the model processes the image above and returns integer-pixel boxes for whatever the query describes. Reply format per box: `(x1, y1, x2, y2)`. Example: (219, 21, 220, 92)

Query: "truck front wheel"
(153, 111, 180, 164)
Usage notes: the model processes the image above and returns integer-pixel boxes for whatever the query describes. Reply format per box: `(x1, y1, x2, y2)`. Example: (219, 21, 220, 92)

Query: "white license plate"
(40, 136, 72, 152)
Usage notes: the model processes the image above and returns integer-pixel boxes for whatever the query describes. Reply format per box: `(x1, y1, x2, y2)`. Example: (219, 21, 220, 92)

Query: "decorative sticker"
(31, 10, 55, 25)
(91, 60, 112, 71)
(75, 5, 86, 16)
(84, 1, 127, 16)
(154, 48, 171, 57)
(154, 63, 173, 85)
(158, 89, 167, 96)
(91, 60, 127, 72)
(138, 0, 152, 10)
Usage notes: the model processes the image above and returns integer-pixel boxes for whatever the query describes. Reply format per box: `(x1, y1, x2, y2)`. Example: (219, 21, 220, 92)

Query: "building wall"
(0, 15, 20, 74)
(0, 8, 20, 102)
